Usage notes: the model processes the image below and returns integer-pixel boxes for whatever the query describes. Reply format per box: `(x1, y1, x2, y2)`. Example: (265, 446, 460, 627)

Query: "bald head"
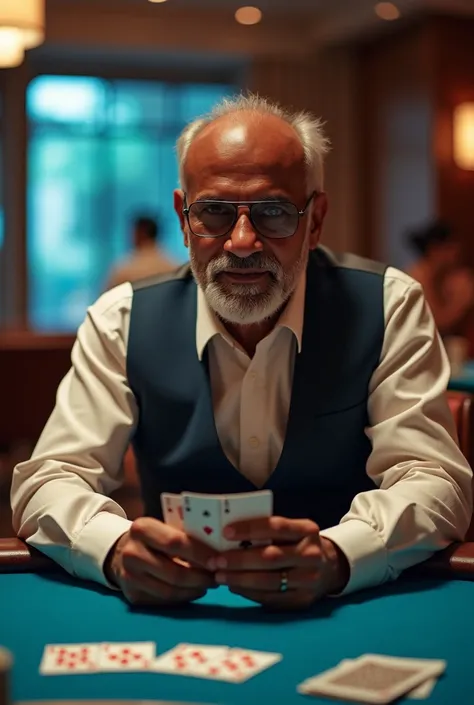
(183, 111, 307, 196)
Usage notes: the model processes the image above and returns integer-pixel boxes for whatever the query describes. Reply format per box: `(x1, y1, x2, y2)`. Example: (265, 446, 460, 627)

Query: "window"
(27, 77, 236, 331)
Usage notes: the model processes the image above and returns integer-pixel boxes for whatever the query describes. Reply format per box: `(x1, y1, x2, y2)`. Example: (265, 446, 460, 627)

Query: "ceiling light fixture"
(0, 0, 45, 68)
(374, 2, 401, 21)
(235, 6, 262, 26)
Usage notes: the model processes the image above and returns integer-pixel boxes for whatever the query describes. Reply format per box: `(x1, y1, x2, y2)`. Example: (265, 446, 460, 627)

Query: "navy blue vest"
(127, 247, 386, 530)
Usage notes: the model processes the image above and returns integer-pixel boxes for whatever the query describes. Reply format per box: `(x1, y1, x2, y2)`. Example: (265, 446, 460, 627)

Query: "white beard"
(190, 240, 309, 326)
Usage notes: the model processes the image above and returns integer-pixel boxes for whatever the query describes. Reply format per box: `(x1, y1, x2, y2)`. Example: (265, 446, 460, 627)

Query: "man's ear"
(308, 192, 328, 251)
(174, 189, 189, 248)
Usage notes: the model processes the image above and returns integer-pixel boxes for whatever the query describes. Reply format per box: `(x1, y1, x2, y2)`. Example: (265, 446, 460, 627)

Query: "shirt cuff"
(70, 511, 132, 588)
(320, 519, 389, 595)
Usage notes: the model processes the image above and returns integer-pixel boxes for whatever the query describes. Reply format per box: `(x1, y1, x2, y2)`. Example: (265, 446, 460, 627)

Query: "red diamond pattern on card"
(98, 642, 156, 671)
(40, 644, 101, 675)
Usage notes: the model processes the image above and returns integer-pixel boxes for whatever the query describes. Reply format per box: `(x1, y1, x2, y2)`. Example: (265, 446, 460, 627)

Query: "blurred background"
(1, 0, 474, 535)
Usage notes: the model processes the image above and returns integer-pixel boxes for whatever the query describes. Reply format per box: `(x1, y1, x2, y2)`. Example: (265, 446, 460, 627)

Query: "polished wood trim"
(1, 537, 474, 581)
(0, 331, 75, 351)
(406, 542, 474, 580)
(0, 538, 56, 573)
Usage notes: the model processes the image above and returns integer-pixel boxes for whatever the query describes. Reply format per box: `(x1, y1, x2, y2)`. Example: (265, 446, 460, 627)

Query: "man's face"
(174, 114, 327, 325)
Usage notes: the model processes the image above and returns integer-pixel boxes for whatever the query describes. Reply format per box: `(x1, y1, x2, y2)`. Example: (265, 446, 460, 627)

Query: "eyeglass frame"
(182, 191, 317, 240)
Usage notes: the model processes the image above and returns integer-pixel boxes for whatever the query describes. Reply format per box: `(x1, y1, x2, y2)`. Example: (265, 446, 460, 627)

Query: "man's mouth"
(218, 269, 270, 284)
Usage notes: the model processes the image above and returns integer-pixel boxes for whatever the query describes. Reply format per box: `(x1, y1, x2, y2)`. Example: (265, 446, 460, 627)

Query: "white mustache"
(207, 253, 282, 280)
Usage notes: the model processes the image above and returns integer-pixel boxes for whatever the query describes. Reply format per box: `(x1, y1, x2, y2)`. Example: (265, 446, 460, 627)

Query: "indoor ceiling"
(112, 0, 474, 43)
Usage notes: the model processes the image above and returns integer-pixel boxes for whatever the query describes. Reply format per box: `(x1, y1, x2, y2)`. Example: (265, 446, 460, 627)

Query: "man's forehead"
(184, 113, 306, 191)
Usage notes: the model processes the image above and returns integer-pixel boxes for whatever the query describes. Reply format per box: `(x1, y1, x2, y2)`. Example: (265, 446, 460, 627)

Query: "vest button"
(249, 436, 260, 449)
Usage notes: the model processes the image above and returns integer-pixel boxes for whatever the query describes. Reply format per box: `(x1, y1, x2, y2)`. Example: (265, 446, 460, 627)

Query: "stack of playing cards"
(297, 654, 446, 703)
(161, 490, 273, 551)
(39, 642, 282, 683)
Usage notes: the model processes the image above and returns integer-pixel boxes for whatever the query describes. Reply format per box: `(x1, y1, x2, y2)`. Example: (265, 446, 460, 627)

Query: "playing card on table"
(207, 647, 282, 683)
(335, 658, 440, 701)
(97, 642, 155, 671)
(182, 490, 273, 551)
(408, 677, 437, 699)
(152, 644, 281, 682)
(40, 644, 101, 675)
(298, 654, 446, 704)
(152, 643, 229, 677)
(161, 493, 185, 531)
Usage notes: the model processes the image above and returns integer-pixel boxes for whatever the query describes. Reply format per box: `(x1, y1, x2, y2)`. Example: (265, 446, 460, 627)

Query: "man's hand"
(207, 517, 349, 610)
(104, 517, 218, 606)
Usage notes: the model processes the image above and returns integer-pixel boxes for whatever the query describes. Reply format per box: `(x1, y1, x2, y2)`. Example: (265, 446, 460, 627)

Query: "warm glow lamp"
(0, 0, 45, 68)
(454, 103, 474, 171)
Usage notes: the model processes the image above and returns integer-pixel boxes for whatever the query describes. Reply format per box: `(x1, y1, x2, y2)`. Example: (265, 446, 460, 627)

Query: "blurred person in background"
(106, 215, 177, 289)
(406, 220, 474, 337)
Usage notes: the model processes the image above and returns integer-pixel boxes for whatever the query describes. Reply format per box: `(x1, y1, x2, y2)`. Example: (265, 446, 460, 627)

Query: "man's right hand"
(104, 517, 218, 606)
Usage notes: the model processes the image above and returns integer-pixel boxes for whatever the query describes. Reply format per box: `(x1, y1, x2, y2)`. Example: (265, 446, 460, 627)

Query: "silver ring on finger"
(279, 570, 289, 593)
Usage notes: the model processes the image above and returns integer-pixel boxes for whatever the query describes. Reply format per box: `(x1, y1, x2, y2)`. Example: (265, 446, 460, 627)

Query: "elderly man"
(11, 95, 472, 610)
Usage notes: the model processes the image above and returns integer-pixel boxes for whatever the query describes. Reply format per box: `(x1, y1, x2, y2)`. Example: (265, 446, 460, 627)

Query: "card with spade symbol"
(182, 494, 224, 551)
(218, 491, 273, 551)
(181, 491, 273, 551)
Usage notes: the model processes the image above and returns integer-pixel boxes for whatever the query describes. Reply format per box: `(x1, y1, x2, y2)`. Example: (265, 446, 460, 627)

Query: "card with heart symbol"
(182, 491, 273, 551)
(182, 494, 224, 551)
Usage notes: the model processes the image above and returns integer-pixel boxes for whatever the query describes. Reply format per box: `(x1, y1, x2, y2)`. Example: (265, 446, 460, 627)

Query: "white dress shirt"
(11, 265, 473, 595)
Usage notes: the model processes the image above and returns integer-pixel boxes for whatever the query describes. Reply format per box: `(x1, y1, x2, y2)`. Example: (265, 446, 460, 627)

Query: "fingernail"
(216, 556, 227, 569)
(215, 572, 226, 584)
(224, 527, 235, 538)
(207, 558, 216, 570)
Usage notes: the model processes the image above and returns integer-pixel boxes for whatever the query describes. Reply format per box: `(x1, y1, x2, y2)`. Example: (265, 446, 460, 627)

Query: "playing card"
(408, 677, 437, 699)
(207, 647, 282, 683)
(152, 643, 229, 677)
(182, 491, 273, 551)
(335, 658, 439, 700)
(152, 644, 281, 683)
(39, 644, 100, 675)
(298, 654, 446, 704)
(219, 491, 273, 551)
(161, 493, 185, 531)
(97, 642, 155, 671)
(182, 494, 224, 551)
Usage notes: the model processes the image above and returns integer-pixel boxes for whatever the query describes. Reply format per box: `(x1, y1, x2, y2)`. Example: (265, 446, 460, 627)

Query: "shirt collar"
(196, 270, 306, 360)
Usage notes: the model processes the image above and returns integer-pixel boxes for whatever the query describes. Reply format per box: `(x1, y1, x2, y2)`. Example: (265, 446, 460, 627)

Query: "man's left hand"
(207, 517, 349, 610)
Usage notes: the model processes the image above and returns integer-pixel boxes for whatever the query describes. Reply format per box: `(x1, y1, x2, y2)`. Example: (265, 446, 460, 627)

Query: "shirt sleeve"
(10, 283, 137, 587)
(320, 267, 473, 595)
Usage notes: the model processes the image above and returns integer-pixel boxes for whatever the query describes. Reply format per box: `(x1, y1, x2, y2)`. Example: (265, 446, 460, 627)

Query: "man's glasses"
(183, 192, 315, 240)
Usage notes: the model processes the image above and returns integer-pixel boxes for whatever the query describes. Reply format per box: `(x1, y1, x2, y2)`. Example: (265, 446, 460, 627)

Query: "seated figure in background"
(406, 220, 474, 337)
(106, 215, 177, 290)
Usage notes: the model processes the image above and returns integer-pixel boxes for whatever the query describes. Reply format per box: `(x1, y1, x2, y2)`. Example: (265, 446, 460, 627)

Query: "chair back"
(447, 390, 474, 540)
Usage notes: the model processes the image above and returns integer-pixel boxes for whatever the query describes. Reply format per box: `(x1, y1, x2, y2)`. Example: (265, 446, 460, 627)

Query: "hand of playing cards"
(297, 653, 446, 703)
(161, 490, 273, 551)
(39, 641, 282, 683)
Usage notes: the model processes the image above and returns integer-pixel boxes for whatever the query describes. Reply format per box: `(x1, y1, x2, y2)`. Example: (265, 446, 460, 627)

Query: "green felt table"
(1, 572, 473, 705)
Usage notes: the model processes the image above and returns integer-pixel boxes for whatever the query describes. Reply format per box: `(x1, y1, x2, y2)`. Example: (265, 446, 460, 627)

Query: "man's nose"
(225, 208, 263, 258)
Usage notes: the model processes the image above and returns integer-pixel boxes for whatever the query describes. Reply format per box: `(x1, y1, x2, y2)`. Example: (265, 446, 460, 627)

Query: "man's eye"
(261, 205, 285, 217)
(202, 204, 228, 215)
